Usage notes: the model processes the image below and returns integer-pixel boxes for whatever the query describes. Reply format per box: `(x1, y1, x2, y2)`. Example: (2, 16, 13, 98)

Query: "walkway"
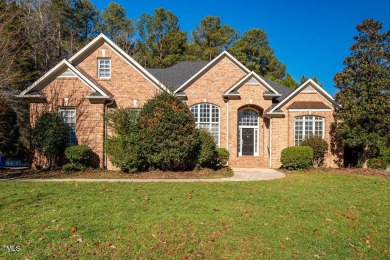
(0, 169, 285, 183)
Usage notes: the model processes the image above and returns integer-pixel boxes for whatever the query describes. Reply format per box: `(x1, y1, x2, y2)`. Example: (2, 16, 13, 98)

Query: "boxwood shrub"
(63, 145, 92, 171)
(281, 146, 313, 170)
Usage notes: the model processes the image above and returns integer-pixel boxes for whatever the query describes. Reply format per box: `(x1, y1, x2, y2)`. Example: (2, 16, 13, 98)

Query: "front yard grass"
(0, 172, 389, 258)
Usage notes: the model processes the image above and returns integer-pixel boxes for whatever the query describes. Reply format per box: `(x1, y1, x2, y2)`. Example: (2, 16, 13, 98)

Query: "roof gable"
(174, 51, 250, 94)
(224, 72, 281, 96)
(19, 60, 109, 98)
(69, 33, 167, 92)
(268, 79, 337, 114)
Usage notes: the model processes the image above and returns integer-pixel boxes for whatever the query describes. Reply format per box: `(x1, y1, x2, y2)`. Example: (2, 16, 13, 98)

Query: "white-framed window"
(294, 116, 325, 145)
(190, 103, 220, 146)
(98, 58, 111, 79)
(238, 109, 259, 156)
(58, 107, 76, 145)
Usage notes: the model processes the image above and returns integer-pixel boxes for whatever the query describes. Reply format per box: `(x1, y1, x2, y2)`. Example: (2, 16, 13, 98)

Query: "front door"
(242, 128, 254, 155)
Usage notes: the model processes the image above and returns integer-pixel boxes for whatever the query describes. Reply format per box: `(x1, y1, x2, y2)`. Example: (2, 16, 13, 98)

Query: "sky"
(94, 0, 390, 96)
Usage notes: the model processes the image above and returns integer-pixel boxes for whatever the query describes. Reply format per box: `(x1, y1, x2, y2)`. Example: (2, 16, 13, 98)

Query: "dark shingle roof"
(148, 60, 294, 102)
(147, 61, 209, 91)
(259, 76, 294, 102)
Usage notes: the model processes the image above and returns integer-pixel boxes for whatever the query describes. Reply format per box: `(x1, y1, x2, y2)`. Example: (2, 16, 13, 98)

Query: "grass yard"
(0, 173, 389, 259)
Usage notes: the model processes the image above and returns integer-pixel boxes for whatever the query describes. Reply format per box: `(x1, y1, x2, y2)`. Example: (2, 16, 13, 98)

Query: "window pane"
(190, 103, 220, 146)
(59, 108, 77, 145)
(295, 116, 324, 145)
(98, 59, 111, 78)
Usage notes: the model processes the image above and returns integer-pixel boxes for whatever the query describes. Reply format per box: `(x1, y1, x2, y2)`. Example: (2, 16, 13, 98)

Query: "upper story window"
(190, 103, 220, 146)
(294, 116, 324, 145)
(98, 58, 111, 79)
(58, 107, 77, 145)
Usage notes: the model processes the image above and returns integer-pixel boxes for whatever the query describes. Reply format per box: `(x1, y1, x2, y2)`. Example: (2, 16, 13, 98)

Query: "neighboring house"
(19, 34, 341, 170)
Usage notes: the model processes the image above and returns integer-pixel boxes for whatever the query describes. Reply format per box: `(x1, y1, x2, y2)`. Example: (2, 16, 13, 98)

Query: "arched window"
(294, 116, 325, 145)
(190, 103, 220, 146)
(238, 109, 259, 156)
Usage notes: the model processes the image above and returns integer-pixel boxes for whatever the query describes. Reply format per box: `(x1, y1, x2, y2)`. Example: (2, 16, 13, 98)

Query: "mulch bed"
(283, 167, 390, 177)
(0, 167, 233, 180)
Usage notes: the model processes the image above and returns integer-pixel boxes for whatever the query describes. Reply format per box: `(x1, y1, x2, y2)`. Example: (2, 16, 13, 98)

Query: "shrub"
(281, 146, 313, 170)
(378, 142, 390, 166)
(106, 134, 141, 173)
(32, 112, 68, 168)
(138, 92, 199, 171)
(64, 145, 92, 166)
(197, 129, 217, 168)
(216, 148, 229, 167)
(301, 136, 328, 167)
(106, 107, 140, 136)
(367, 157, 386, 169)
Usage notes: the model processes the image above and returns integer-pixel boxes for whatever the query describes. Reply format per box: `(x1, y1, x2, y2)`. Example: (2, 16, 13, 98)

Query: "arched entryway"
(238, 108, 259, 156)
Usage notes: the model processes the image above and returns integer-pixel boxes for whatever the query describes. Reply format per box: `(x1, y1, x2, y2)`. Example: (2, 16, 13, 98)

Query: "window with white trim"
(294, 116, 324, 145)
(190, 103, 220, 146)
(58, 107, 76, 145)
(98, 58, 111, 79)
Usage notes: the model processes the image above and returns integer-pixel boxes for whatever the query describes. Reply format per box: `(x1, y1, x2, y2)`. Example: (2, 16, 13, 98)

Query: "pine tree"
(229, 28, 286, 80)
(191, 16, 238, 60)
(136, 8, 187, 68)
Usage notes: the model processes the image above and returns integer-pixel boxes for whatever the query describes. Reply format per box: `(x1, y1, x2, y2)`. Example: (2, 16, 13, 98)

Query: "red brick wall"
(30, 78, 104, 168)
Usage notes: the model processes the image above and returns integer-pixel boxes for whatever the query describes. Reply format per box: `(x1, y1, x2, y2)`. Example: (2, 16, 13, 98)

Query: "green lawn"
(0, 173, 389, 259)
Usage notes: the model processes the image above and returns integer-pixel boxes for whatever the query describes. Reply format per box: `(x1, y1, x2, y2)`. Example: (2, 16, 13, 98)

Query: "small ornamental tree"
(32, 112, 68, 168)
(138, 92, 199, 170)
(301, 136, 328, 167)
(0, 107, 20, 157)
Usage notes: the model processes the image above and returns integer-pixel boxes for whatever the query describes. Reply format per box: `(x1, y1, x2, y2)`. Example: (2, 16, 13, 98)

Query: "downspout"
(226, 100, 229, 150)
(269, 118, 272, 169)
(104, 99, 114, 169)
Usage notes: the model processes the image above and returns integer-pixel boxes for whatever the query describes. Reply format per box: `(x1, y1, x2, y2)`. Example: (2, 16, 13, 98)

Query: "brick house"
(19, 34, 341, 170)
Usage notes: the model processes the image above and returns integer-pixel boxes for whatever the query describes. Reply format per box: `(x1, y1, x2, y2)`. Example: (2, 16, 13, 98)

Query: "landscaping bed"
(0, 167, 233, 180)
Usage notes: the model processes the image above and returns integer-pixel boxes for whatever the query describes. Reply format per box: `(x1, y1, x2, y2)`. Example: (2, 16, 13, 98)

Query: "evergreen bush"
(216, 148, 229, 167)
(32, 112, 68, 168)
(197, 129, 217, 168)
(64, 145, 92, 166)
(106, 134, 141, 173)
(138, 92, 199, 170)
(281, 146, 313, 170)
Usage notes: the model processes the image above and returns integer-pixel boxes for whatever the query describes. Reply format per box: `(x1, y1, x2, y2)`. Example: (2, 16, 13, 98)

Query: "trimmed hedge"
(65, 145, 92, 166)
(63, 145, 92, 172)
(281, 146, 313, 170)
